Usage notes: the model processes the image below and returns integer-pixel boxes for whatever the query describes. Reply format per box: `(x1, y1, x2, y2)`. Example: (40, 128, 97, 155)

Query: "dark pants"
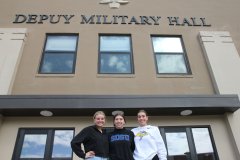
(152, 155, 159, 160)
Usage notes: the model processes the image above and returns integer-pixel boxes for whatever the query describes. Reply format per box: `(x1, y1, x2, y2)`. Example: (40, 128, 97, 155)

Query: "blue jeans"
(86, 156, 109, 160)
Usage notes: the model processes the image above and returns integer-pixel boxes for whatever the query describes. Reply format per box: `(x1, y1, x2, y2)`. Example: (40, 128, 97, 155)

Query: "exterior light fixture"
(112, 110, 124, 116)
(40, 110, 53, 117)
(180, 110, 192, 116)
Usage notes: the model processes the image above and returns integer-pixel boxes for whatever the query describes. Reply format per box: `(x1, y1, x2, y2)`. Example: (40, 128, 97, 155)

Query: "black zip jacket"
(71, 125, 109, 158)
(108, 128, 135, 160)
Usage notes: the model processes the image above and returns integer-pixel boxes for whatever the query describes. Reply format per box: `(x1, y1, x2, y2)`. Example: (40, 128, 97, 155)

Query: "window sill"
(35, 74, 75, 78)
(97, 74, 135, 78)
(156, 74, 193, 78)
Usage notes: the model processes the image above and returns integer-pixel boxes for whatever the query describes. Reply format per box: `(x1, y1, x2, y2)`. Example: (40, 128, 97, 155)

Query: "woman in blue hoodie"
(108, 111, 135, 160)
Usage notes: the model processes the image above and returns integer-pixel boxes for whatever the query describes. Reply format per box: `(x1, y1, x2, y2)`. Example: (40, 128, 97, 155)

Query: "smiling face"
(94, 113, 106, 128)
(137, 111, 148, 127)
(114, 115, 125, 129)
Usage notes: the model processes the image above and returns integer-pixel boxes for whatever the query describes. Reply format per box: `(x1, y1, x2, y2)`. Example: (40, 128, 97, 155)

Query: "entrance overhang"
(0, 94, 239, 116)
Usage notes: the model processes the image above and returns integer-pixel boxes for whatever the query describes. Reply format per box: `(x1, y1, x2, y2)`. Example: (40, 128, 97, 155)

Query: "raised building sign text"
(13, 14, 211, 27)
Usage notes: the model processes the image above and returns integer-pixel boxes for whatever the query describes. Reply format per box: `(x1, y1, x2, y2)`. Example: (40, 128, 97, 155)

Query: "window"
(39, 34, 78, 74)
(151, 36, 191, 74)
(159, 126, 219, 160)
(12, 128, 74, 160)
(99, 35, 134, 74)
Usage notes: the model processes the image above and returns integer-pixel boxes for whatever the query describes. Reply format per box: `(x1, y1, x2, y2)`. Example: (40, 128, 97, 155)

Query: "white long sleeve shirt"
(131, 125, 167, 160)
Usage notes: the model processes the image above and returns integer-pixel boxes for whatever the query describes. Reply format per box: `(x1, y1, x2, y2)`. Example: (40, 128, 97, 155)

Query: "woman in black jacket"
(71, 111, 109, 160)
(108, 111, 135, 160)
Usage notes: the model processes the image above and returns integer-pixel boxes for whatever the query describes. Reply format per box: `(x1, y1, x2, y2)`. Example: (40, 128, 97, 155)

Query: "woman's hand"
(85, 151, 95, 158)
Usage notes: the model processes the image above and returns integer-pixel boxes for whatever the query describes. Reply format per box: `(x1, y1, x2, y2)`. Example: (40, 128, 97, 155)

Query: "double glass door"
(159, 127, 218, 160)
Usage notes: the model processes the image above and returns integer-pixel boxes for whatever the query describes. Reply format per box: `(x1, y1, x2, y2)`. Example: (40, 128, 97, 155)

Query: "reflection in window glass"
(41, 53, 74, 73)
(100, 36, 130, 52)
(100, 54, 131, 73)
(192, 128, 215, 160)
(152, 36, 190, 74)
(152, 37, 183, 53)
(99, 35, 133, 74)
(20, 134, 47, 158)
(39, 34, 78, 74)
(156, 54, 187, 73)
(166, 132, 190, 156)
(52, 130, 74, 158)
(46, 36, 78, 51)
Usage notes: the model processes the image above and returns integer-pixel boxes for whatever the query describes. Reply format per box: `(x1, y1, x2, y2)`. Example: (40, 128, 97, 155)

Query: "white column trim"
(0, 28, 27, 94)
(199, 31, 240, 159)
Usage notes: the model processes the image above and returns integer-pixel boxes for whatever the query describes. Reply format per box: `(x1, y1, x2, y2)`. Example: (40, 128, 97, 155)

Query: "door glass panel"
(52, 130, 74, 158)
(166, 132, 190, 160)
(20, 134, 47, 158)
(192, 128, 216, 160)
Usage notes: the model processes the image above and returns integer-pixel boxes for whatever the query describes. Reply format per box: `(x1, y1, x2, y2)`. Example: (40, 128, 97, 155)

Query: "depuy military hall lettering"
(13, 14, 211, 27)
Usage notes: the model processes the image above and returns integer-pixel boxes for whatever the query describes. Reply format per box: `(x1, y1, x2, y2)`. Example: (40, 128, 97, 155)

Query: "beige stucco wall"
(4, 0, 238, 95)
(0, 0, 236, 95)
(225, 110, 240, 159)
(0, 116, 238, 160)
(9, 28, 215, 95)
(0, 114, 2, 132)
(0, 28, 27, 94)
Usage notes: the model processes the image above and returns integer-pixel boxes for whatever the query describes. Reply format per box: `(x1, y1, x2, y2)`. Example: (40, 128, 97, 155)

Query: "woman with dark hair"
(108, 111, 135, 160)
(131, 110, 167, 160)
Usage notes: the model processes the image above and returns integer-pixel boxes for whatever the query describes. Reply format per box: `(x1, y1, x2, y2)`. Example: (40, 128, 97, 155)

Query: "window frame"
(159, 125, 219, 160)
(39, 33, 79, 74)
(98, 34, 134, 74)
(12, 128, 75, 160)
(151, 35, 192, 75)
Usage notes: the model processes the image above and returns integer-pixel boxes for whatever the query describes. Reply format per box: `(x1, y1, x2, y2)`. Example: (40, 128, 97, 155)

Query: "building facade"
(1, 0, 240, 159)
